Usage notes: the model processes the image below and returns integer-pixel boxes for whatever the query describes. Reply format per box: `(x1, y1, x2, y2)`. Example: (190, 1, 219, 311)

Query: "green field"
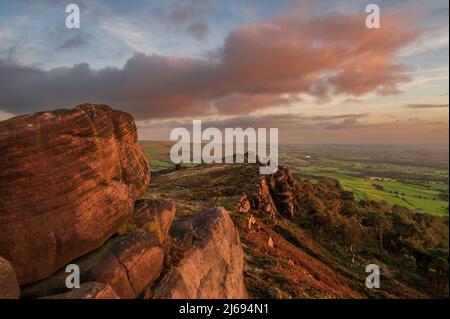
(281, 144, 449, 217)
(292, 167, 448, 216)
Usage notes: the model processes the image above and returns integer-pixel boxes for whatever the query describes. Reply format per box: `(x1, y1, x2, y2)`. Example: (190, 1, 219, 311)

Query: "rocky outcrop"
(42, 282, 119, 299)
(0, 256, 20, 299)
(1, 104, 249, 299)
(133, 199, 176, 245)
(22, 232, 164, 299)
(255, 166, 302, 218)
(0, 104, 151, 285)
(22, 205, 247, 300)
(256, 177, 278, 216)
(149, 207, 247, 299)
(234, 193, 251, 213)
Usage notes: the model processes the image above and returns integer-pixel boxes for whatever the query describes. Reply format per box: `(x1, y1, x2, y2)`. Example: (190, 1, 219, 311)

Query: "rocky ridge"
(0, 104, 247, 299)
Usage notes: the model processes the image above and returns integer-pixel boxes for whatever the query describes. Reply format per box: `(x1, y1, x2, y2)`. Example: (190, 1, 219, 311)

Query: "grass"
(292, 166, 448, 216)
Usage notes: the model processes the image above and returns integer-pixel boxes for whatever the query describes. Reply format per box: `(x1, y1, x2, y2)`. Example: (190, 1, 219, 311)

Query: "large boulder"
(0, 104, 151, 284)
(84, 232, 164, 299)
(22, 232, 164, 299)
(42, 282, 119, 299)
(0, 256, 20, 299)
(149, 207, 247, 299)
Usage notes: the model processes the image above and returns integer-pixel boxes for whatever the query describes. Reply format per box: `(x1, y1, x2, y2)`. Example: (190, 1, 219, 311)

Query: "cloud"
(56, 35, 86, 51)
(398, 27, 448, 57)
(404, 104, 449, 109)
(0, 29, 8, 40)
(0, 12, 420, 119)
(150, 2, 212, 41)
(100, 18, 154, 53)
(140, 113, 304, 130)
(138, 114, 448, 144)
(186, 21, 208, 40)
(152, 1, 214, 27)
(139, 112, 369, 131)
(340, 98, 363, 104)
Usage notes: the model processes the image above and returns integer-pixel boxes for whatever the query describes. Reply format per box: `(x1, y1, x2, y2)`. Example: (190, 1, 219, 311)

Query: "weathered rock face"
(256, 166, 302, 219)
(42, 282, 120, 299)
(22, 203, 249, 300)
(22, 232, 164, 299)
(149, 208, 247, 299)
(0, 104, 151, 285)
(133, 199, 176, 245)
(0, 256, 20, 299)
(79, 232, 164, 299)
(86, 232, 164, 299)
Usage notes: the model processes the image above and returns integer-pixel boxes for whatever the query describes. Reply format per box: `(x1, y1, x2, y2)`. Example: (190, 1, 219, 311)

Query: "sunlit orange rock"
(0, 104, 151, 285)
(22, 232, 164, 299)
(133, 199, 176, 245)
(150, 207, 247, 299)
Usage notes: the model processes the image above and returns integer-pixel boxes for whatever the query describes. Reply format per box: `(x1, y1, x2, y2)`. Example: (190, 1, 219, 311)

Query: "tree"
(427, 248, 449, 289)
(341, 216, 364, 264)
(365, 212, 391, 256)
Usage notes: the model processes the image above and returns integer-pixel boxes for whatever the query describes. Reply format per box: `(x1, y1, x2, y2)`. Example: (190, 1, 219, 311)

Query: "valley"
(140, 141, 449, 217)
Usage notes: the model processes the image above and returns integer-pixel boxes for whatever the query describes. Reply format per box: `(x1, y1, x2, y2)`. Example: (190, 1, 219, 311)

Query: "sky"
(0, 0, 448, 144)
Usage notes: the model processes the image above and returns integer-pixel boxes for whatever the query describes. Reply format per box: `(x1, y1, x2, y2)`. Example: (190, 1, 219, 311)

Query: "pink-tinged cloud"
(0, 13, 420, 119)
